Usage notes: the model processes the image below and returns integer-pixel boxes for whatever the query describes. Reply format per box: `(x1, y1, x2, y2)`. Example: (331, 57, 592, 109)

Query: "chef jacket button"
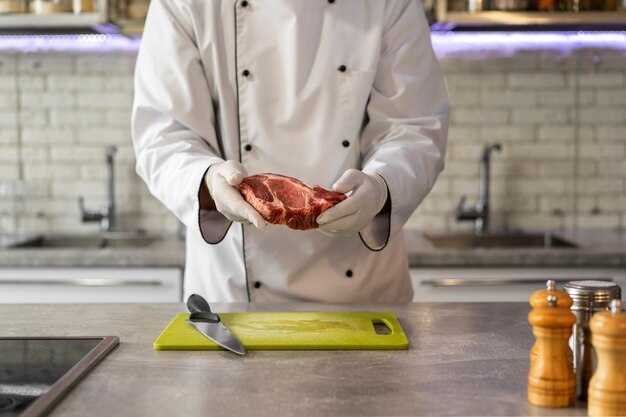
(342, 140, 350, 148)
(338, 65, 347, 72)
(241, 0, 248, 7)
(242, 69, 250, 77)
(244, 144, 252, 152)
(328, 0, 335, 3)
(345, 269, 353, 278)
(254, 281, 261, 288)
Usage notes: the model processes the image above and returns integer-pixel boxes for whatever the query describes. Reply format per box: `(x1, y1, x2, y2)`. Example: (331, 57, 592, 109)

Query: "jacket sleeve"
(131, 0, 231, 243)
(359, 0, 449, 251)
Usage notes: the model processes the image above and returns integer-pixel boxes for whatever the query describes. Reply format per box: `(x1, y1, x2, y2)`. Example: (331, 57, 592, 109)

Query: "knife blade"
(186, 294, 246, 355)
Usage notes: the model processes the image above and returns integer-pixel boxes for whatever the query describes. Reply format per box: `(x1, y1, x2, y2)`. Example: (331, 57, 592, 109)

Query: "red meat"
(237, 173, 346, 231)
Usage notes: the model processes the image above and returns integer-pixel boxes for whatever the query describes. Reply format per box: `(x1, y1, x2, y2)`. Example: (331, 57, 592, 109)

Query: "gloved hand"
(204, 160, 267, 229)
(316, 169, 388, 237)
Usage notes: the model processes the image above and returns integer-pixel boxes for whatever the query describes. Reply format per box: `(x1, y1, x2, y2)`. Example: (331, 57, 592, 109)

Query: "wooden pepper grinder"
(588, 299, 626, 417)
(528, 284, 576, 407)
(529, 280, 574, 369)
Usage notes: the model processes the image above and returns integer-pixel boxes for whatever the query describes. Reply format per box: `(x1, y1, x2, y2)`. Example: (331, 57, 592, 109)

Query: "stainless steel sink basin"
(423, 232, 578, 249)
(9, 232, 161, 249)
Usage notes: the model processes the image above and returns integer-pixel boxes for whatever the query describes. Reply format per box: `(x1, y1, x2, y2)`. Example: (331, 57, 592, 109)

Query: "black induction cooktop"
(0, 337, 119, 417)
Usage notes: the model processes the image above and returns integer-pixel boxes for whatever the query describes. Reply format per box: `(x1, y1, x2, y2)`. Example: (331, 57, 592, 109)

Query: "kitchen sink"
(423, 232, 578, 249)
(9, 232, 161, 249)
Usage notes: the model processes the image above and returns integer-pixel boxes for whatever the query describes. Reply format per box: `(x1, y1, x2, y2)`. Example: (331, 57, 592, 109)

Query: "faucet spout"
(79, 145, 118, 233)
(477, 143, 501, 233)
(455, 143, 502, 234)
(106, 145, 118, 232)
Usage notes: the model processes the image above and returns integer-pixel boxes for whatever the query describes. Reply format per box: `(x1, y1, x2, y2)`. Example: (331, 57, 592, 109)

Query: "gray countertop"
(0, 302, 587, 417)
(405, 229, 626, 268)
(0, 229, 625, 268)
(0, 236, 186, 267)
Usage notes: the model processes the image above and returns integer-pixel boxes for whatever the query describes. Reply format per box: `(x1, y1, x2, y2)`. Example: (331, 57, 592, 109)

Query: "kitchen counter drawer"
(0, 267, 182, 303)
(410, 267, 626, 302)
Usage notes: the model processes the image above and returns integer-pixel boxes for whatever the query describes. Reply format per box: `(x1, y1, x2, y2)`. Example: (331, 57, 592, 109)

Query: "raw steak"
(237, 173, 347, 231)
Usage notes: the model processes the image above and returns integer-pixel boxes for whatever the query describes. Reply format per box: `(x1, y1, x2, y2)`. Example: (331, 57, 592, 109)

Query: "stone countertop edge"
(0, 230, 625, 268)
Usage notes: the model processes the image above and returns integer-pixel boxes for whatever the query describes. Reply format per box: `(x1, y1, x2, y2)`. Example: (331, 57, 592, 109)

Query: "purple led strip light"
(0, 34, 141, 52)
(0, 31, 624, 53)
(430, 31, 626, 58)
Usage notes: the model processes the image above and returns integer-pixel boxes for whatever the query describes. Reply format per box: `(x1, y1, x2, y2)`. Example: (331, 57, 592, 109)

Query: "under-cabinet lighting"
(430, 31, 626, 58)
(0, 31, 625, 55)
(0, 34, 140, 52)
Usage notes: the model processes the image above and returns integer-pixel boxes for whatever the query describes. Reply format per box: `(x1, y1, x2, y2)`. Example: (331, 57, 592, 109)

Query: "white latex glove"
(205, 160, 267, 229)
(316, 169, 388, 237)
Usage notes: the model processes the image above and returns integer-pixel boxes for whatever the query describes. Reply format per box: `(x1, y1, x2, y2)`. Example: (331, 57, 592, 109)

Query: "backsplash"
(420, 34, 626, 232)
(0, 34, 624, 235)
(0, 47, 169, 235)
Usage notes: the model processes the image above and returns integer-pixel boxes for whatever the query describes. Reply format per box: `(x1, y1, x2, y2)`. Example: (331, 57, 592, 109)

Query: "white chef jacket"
(132, 0, 449, 303)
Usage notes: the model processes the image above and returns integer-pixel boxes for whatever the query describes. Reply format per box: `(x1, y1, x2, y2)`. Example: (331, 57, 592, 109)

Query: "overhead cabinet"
(0, 0, 107, 28)
(433, 0, 626, 26)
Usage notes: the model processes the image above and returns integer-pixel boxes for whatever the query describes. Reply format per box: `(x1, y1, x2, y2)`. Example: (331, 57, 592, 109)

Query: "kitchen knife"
(186, 294, 246, 355)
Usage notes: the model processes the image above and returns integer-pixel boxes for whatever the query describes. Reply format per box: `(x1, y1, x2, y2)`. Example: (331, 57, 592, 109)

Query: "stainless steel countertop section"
(0, 302, 587, 417)
(0, 230, 625, 268)
(406, 229, 626, 268)
(0, 236, 185, 267)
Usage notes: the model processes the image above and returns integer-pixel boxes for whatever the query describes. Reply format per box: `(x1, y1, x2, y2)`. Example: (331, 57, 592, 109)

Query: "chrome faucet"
(79, 145, 118, 232)
(455, 143, 502, 234)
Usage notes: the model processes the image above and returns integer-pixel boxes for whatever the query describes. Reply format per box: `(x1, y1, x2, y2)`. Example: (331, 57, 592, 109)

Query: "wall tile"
(3, 48, 625, 234)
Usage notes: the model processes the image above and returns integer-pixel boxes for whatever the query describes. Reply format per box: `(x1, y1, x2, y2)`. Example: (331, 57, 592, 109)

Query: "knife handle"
(187, 294, 220, 323)
(189, 312, 220, 323)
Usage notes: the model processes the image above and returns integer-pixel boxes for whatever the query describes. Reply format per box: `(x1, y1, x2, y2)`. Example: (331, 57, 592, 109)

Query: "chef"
(132, 0, 449, 303)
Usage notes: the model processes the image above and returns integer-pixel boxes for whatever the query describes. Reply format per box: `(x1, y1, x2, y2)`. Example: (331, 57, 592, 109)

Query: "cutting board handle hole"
(372, 320, 392, 335)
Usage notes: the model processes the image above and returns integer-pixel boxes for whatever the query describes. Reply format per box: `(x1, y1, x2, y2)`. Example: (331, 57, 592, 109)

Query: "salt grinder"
(588, 299, 626, 417)
(529, 280, 574, 368)
(563, 280, 622, 400)
(528, 282, 576, 408)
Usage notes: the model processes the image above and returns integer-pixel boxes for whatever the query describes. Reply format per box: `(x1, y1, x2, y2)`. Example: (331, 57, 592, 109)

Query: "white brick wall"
(0, 128, 17, 144)
(513, 108, 569, 124)
(0, 50, 178, 235)
(413, 47, 626, 232)
(453, 108, 510, 125)
(0, 45, 624, 236)
(21, 127, 75, 144)
(0, 111, 18, 126)
(481, 90, 536, 107)
(481, 126, 534, 142)
(509, 73, 566, 88)
(576, 72, 624, 87)
(47, 74, 106, 91)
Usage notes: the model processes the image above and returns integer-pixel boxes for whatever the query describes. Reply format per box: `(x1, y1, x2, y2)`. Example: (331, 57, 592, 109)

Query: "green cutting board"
(153, 312, 409, 351)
